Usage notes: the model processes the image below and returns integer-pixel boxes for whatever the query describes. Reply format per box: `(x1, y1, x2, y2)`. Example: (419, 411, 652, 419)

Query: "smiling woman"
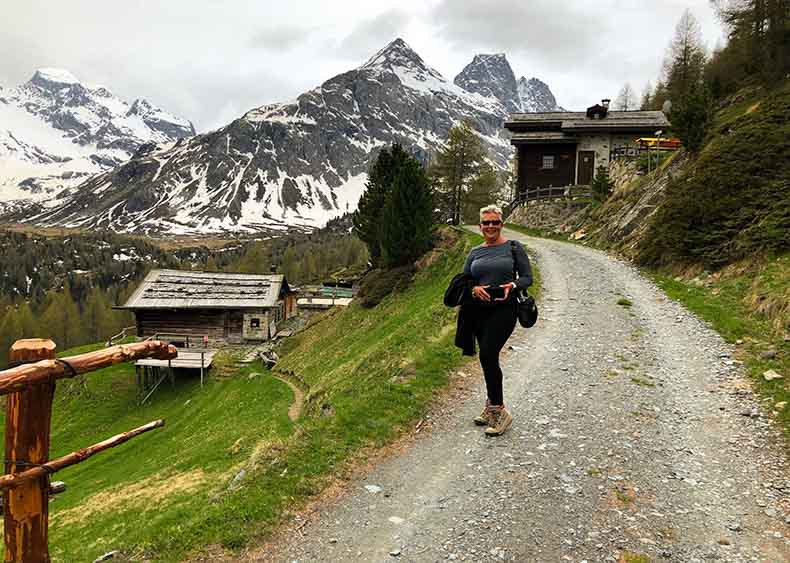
(461, 204, 533, 436)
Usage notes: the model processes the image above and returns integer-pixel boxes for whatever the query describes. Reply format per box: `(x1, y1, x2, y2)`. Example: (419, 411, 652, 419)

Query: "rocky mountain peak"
(361, 38, 429, 73)
(29, 68, 81, 89)
(454, 53, 519, 113)
(517, 76, 563, 112)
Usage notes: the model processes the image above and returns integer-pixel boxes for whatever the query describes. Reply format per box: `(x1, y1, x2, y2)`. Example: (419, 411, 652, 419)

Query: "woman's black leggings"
(474, 302, 517, 406)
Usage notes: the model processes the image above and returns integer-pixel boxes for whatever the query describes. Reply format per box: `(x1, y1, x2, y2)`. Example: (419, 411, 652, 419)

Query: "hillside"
(0, 228, 481, 561)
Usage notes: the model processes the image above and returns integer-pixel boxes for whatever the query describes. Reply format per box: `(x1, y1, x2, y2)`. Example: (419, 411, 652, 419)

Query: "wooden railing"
(0, 338, 177, 561)
(505, 185, 593, 215)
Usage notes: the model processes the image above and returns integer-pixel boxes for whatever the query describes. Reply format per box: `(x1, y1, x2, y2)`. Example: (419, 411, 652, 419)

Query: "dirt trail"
(243, 230, 789, 562)
(271, 373, 304, 421)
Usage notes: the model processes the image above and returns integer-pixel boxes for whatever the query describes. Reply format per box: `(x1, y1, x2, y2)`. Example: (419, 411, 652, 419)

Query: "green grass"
(2, 229, 507, 561)
(617, 298, 633, 308)
(650, 258, 790, 437)
(1, 347, 295, 561)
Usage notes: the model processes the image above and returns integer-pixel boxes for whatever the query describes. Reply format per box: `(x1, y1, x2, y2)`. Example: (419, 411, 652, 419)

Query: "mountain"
(13, 40, 562, 235)
(453, 54, 521, 113)
(517, 76, 564, 112)
(0, 68, 195, 214)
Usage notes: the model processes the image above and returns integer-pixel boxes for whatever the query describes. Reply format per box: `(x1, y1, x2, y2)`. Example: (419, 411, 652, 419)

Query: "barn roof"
(119, 270, 292, 310)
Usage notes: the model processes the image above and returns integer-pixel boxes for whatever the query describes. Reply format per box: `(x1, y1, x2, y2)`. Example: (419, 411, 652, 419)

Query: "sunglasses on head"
(480, 220, 502, 226)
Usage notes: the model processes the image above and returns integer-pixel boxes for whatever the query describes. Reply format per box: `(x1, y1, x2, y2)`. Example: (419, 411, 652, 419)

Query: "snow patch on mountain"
(13, 39, 564, 235)
(0, 68, 195, 215)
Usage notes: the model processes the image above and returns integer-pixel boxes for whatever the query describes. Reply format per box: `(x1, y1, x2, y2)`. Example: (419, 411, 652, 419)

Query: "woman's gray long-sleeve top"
(462, 240, 533, 291)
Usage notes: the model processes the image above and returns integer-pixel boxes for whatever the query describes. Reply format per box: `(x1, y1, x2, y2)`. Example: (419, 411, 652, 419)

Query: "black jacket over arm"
(444, 273, 478, 356)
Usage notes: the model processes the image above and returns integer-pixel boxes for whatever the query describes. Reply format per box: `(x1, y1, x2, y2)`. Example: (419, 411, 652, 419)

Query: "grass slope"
(1, 228, 484, 561)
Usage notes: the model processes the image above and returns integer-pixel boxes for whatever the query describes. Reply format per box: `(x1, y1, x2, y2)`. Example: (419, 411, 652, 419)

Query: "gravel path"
(249, 231, 789, 563)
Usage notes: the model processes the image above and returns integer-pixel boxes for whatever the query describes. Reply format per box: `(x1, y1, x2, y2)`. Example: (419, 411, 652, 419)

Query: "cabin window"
(541, 155, 555, 170)
(250, 318, 260, 329)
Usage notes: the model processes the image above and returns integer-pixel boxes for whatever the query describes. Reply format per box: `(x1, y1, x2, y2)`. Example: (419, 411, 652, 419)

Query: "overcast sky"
(1, 1, 726, 132)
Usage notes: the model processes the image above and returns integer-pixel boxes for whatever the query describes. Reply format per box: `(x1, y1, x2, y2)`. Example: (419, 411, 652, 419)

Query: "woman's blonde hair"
(479, 204, 503, 221)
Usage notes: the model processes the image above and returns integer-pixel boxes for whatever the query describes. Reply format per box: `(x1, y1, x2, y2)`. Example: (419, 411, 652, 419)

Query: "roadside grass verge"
(1, 228, 498, 561)
(649, 255, 790, 437)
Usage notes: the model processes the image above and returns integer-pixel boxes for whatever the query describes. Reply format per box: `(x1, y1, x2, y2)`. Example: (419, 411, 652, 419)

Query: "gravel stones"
(256, 232, 790, 563)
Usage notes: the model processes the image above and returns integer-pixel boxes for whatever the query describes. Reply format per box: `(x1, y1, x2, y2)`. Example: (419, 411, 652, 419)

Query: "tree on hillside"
(353, 145, 405, 265)
(712, 0, 789, 85)
(430, 121, 492, 225)
(379, 153, 434, 267)
(673, 86, 712, 152)
(614, 83, 637, 110)
(663, 10, 708, 104)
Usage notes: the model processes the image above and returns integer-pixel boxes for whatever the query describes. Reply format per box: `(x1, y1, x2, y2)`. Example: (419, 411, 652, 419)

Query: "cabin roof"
(119, 269, 291, 310)
(510, 131, 579, 144)
(505, 110, 669, 132)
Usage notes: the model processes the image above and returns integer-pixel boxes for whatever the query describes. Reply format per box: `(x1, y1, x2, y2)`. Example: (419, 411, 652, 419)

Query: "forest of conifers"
(0, 215, 368, 367)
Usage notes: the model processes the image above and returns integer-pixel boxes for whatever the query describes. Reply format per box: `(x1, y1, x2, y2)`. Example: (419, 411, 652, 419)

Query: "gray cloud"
(431, 0, 607, 67)
(0, 0, 727, 132)
(338, 10, 411, 62)
(249, 26, 312, 52)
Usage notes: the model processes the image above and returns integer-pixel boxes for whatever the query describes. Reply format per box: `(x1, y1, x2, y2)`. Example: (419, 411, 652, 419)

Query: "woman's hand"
(498, 282, 516, 301)
(472, 285, 491, 302)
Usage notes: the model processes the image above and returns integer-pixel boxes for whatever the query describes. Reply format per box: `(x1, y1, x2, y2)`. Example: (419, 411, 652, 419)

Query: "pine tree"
(430, 121, 490, 225)
(673, 85, 711, 152)
(380, 156, 434, 267)
(662, 10, 708, 104)
(353, 146, 401, 266)
(591, 166, 614, 203)
(461, 164, 499, 224)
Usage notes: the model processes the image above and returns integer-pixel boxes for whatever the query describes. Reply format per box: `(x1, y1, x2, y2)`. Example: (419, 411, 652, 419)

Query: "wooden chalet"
(504, 100, 670, 197)
(119, 270, 298, 346)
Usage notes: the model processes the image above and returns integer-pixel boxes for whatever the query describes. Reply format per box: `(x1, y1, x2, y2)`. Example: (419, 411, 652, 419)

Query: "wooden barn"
(504, 100, 670, 196)
(119, 270, 298, 346)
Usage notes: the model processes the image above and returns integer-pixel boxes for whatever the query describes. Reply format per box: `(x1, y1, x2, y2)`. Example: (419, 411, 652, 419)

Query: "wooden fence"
(505, 185, 593, 216)
(0, 338, 177, 561)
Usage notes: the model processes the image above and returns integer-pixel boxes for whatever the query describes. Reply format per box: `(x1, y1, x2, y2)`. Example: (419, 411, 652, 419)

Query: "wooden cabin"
(119, 270, 298, 346)
(504, 101, 670, 196)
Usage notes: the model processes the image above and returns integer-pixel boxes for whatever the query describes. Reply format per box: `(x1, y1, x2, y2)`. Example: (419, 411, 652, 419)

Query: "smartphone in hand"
(487, 286, 505, 300)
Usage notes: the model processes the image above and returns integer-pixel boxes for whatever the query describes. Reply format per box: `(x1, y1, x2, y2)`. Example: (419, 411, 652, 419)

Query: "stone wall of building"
(507, 198, 588, 231)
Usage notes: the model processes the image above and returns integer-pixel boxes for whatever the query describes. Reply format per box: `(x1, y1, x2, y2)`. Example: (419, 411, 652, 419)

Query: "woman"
(463, 205, 532, 436)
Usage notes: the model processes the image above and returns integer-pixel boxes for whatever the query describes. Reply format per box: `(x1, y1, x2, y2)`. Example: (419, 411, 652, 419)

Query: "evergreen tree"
(461, 164, 499, 224)
(591, 166, 614, 203)
(713, 0, 789, 85)
(380, 155, 434, 267)
(673, 85, 712, 152)
(662, 10, 708, 104)
(353, 146, 402, 266)
(430, 121, 490, 225)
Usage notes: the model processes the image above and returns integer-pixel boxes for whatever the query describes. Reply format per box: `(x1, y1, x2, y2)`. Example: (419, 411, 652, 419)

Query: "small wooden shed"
(119, 270, 298, 345)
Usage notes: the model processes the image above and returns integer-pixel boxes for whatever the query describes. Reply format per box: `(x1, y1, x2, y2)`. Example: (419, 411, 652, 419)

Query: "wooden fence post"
(4, 338, 57, 563)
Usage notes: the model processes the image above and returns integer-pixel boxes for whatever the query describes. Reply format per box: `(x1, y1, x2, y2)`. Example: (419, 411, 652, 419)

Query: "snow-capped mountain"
(453, 55, 564, 114)
(0, 68, 195, 213)
(517, 76, 563, 112)
(14, 40, 562, 235)
(454, 54, 521, 114)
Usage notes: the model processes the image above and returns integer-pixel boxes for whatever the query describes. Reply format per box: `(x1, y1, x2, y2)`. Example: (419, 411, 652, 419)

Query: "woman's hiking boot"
(484, 406, 512, 436)
(473, 401, 493, 426)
